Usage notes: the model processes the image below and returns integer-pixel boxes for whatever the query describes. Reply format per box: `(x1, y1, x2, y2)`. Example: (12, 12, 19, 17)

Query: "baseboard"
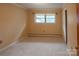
(67, 48, 77, 56)
(28, 33, 62, 37)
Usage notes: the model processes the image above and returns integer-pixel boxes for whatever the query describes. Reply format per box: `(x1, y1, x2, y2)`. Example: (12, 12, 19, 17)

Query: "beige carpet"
(0, 37, 69, 56)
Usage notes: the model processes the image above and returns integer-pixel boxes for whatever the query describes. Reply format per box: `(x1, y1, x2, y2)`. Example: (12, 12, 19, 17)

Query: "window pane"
(46, 14, 56, 23)
(46, 18, 55, 23)
(36, 14, 45, 19)
(35, 14, 45, 23)
(46, 16, 55, 19)
(35, 19, 45, 23)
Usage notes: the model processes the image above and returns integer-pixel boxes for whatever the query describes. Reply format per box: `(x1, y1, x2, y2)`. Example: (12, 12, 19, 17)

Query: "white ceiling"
(17, 3, 63, 9)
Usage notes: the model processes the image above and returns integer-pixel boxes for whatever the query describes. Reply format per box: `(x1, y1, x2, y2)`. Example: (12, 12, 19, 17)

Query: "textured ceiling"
(17, 3, 63, 9)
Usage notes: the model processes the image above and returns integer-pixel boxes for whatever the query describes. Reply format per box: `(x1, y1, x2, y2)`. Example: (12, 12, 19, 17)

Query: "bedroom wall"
(27, 8, 62, 35)
(0, 4, 27, 49)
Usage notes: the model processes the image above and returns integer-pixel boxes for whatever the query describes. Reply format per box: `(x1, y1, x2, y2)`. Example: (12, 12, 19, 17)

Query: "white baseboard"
(67, 48, 77, 56)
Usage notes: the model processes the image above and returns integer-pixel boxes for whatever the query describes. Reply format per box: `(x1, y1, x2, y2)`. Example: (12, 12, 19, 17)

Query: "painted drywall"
(62, 3, 77, 48)
(0, 4, 27, 49)
(20, 13, 28, 39)
(27, 8, 62, 35)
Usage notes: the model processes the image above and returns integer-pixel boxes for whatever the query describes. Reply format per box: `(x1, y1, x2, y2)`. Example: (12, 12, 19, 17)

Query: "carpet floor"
(0, 37, 69, 56)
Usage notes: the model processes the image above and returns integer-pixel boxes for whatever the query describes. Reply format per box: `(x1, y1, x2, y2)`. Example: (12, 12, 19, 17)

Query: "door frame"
(65, 9, 68, 45)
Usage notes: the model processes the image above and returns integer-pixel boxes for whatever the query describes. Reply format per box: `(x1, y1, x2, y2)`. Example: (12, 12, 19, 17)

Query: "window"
(35, 14, 56, 23)
(46, 14, 56, 23)
(35, 14, 45, 23)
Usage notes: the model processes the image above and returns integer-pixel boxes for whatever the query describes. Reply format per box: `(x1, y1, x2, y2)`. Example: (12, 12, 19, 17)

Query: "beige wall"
(20, 9, 28, 39)
(0, 4, 27, 49)
(27, 8, 62, 35)
(62, 3, 77, 48)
